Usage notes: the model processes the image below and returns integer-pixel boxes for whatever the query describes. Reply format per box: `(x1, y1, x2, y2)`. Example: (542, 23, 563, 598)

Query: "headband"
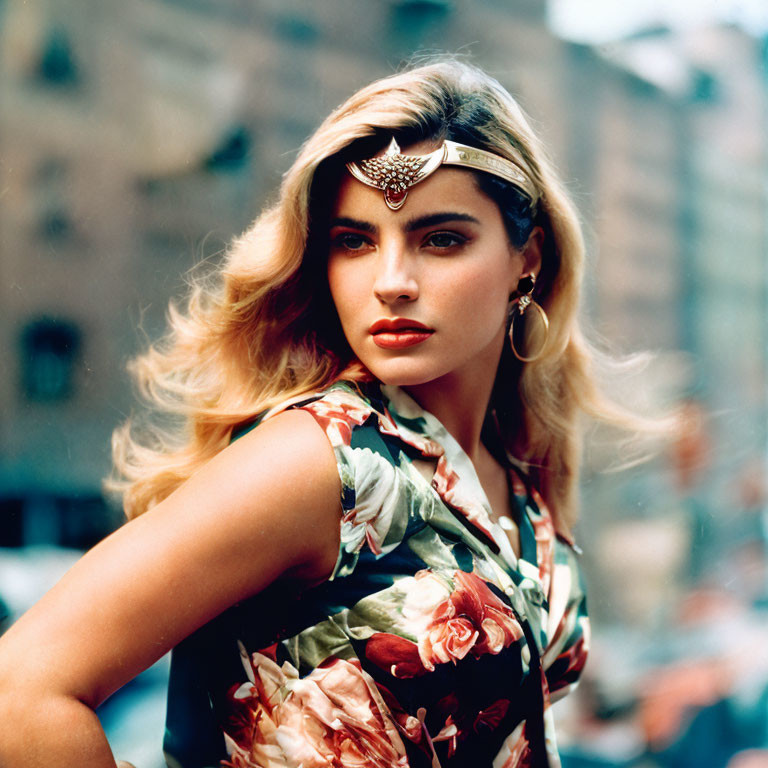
(346, 137, 538, 211)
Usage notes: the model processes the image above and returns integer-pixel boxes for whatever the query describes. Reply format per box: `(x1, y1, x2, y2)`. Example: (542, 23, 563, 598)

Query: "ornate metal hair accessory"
(346, 137, 537, 211)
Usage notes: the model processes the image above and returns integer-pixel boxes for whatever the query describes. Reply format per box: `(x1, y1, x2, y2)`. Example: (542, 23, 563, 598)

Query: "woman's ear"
(522, 225, 544, 277)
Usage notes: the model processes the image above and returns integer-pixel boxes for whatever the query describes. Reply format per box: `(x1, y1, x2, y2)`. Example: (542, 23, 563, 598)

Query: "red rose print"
(419, 570, 523, 670)
(366, 633, 429, 679)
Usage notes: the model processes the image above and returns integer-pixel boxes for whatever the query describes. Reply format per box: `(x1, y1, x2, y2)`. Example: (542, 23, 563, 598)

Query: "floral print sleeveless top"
(163, 381, 589, 768)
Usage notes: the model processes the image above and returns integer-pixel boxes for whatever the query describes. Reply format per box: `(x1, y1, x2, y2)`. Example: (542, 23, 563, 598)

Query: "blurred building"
(554, 24, 768, 768)
(0, 0, 568, 546)
(561, 26, 768, 626)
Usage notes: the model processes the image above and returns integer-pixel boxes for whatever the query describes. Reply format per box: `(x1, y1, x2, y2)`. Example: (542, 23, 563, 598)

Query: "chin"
(364, 359, 451, 388)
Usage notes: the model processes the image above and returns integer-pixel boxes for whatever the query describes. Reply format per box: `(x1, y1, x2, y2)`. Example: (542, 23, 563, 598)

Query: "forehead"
(331, 165, 499, 222)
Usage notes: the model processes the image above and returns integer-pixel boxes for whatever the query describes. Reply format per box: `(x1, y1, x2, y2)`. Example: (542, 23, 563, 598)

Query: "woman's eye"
(425, 231, 465, 249)
(332, 232, 369, 251)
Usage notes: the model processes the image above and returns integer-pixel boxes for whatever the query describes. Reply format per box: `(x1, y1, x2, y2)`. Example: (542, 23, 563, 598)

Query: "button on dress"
(163, 380, 590, 768)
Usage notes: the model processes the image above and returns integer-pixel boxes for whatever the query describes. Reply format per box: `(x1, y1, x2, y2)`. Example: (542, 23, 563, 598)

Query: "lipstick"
(369, 318, 434, 349)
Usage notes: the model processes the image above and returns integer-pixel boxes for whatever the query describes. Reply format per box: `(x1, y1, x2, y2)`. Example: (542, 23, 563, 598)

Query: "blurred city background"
(1, 0, 767, 766)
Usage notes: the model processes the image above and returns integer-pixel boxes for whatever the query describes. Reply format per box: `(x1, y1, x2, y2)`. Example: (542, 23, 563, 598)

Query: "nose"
(373, 242, 419, 304)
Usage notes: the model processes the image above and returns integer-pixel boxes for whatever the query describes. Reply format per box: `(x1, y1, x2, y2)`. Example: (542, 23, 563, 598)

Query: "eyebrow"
(329, 216, 375, 233)
(329, 212, 480, 233)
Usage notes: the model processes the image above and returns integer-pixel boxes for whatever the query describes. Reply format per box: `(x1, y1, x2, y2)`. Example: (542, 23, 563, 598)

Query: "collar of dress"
(345, 381, 576, 583)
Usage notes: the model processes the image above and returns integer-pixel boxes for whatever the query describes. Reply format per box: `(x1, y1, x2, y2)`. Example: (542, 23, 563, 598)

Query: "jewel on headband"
(346, 137, 537, 211)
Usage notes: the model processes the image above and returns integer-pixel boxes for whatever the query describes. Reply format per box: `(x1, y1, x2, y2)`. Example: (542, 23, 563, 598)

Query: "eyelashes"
(329, 230, 469, 253)
(331, 232, 370, 251)
(424, 232, 467, 249)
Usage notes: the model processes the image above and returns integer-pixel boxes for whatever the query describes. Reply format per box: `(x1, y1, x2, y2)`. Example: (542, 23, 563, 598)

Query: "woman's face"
(326, 149, 541, 389)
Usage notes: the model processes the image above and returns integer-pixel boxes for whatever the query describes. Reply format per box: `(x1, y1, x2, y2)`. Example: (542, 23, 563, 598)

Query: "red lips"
(369, 318, 434, 349)
(369, 318, 433, 334)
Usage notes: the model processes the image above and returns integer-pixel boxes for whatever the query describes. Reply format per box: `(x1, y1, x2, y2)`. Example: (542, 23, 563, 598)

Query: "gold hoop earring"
(509, 273, 549, 363)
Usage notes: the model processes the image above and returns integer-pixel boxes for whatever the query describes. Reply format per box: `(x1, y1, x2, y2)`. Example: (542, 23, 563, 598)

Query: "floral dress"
(162, 380, 589, 768)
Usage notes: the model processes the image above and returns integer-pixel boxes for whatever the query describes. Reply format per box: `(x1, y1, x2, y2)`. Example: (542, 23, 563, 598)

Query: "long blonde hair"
(109, 58, 650, 532)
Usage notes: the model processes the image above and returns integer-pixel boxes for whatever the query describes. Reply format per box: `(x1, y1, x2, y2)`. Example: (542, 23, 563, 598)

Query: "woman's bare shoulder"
(164, 406, 342, 582)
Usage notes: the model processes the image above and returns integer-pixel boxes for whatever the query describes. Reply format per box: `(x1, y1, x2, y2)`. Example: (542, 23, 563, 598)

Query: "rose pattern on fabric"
(164, 381, 589, 768)
(339, 447, 405, 558)
(528, 488, 555, 595)
(428, 693, 513, 759)
(296, 391, 373, 447)
(421, 570, 523, 669)
(430, 455, 498, 541)
(494, 721, 533, 768)
(223, 644, 409, 768)
(366, 569, 524, 677)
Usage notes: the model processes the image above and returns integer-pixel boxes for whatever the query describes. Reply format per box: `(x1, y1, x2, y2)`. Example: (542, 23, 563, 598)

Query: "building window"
(39, 208, 75, 243)
(36, 158, 69, 184)
(273, 14, 318, 45)
(20, 318, 81, 402)
(390, 0, 452, 52)
(37, 27, 80, 88)
(690, 70, 718, 103)
(0, 499, 24, 547)
(204, 125, 252, 173)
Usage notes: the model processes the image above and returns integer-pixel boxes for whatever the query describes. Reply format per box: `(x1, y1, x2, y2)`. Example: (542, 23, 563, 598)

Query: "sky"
(548, 0, 768, 42)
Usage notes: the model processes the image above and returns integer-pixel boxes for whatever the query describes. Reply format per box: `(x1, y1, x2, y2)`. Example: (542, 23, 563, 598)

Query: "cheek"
(326, 260, 346, 314)
(327, 259, 363, 323)
(446, 261, 513, 317)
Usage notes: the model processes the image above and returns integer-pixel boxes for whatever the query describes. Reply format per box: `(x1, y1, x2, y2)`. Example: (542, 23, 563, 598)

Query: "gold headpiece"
(346, 137, 537, 211)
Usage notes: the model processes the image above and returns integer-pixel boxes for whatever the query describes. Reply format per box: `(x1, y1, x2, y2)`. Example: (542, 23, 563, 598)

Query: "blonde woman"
(0, 59, 627, 767)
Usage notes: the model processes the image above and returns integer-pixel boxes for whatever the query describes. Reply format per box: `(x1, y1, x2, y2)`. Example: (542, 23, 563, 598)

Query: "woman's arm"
(0, 409, 341, 767)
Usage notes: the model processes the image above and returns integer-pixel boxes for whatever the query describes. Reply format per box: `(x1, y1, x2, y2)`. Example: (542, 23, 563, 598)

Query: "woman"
(0, 59, 628, 767)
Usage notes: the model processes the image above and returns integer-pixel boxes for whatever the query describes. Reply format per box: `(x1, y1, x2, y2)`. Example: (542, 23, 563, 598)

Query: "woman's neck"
(403, 369, 497, 466)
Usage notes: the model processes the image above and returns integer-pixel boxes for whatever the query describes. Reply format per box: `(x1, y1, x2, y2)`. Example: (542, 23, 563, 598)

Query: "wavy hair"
(108, 58, 658, 532)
